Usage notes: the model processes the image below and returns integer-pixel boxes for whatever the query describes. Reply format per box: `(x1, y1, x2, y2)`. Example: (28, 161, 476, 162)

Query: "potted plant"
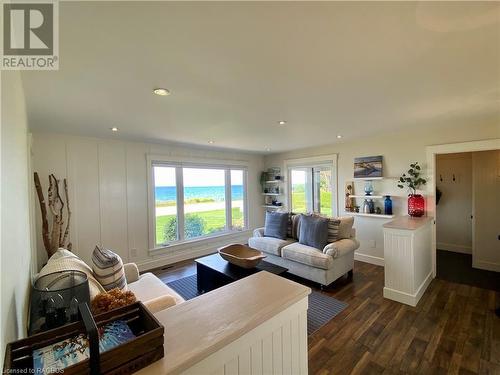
(397, 162, 427, 217)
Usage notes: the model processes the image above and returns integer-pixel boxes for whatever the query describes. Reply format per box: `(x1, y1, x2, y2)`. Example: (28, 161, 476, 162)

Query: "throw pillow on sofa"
(287, 213, 303, 240)
(313, 214, 354, 242)
(92, 246, 127, 291)
(264, 211, 289, 239)
(299, 215, 329, 250)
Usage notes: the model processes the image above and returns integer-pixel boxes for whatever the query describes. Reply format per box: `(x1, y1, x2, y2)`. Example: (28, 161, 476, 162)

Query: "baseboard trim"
(437, 242, 472, 254)
(383, 271, 433, 307)
(472, 260, 500, 273)
(354, 252, 385, 267)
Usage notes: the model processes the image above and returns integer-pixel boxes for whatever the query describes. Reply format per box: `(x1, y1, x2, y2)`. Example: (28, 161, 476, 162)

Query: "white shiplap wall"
(32, 133, 265, 270)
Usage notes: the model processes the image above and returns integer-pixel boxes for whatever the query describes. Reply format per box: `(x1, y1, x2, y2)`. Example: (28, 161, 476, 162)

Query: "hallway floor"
(437, 249, 500, 292)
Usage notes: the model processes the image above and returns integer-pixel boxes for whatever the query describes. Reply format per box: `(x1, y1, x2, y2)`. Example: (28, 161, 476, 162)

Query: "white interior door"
(472, 150, 500, 272)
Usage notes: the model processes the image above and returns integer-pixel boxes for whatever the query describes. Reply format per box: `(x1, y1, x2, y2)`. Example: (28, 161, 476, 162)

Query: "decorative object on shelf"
(384, 195, 393, 215)
(354, 206, 360, 213)
(260, 171, 268, 191)
(364, 180, 374, 195)
(345, 181, 354, 212)
(267, 167, 281, 181)
(354, 155, 383, 179)
(368, 199, 375, 213)
(375, 207, 382, 215)
(397, 162, 427, 217)
(362, 199, 370, 214)
(91, 288, 137, 315)
(29, 270, 90, 335)
(34, 172, 72, 257)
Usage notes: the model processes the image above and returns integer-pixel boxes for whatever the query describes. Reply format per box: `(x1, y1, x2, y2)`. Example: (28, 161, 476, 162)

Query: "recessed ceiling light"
(278, 120, 286, 125)
(336, 134, 342, 139)
(208, 140, 214, 144)
(153, 88, 170, 96)
(110, 127, 118, 132)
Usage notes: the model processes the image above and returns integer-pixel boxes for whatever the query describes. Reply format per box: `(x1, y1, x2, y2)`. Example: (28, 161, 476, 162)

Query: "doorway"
(435, 151, 500, 291)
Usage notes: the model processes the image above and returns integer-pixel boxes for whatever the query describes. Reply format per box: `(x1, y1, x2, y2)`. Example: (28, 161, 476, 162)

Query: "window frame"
(284, 154, 338, 216)
(147, 155, 249, 250)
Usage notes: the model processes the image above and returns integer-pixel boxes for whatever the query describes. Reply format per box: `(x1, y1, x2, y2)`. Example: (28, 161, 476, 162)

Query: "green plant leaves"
(397, 162, 425, 191)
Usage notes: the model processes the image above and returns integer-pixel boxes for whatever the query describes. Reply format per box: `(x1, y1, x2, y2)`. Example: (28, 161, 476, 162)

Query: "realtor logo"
(1, 1, 59, 70)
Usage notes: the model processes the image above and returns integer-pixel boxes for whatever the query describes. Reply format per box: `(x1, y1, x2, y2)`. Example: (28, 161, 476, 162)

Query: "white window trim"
(284, 154, 338, 216)
(146, 154, 249, 251)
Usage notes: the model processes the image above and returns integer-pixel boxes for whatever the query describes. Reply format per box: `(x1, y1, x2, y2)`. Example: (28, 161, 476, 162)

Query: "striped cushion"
(92, 246, 127, 291)
(326, 218, 342, 243)
(287, 213, 303, 240)
(313, 214, 354, 243)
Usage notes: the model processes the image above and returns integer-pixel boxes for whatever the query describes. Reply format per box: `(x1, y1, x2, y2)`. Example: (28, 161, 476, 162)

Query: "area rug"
(166, 274, 347, 335)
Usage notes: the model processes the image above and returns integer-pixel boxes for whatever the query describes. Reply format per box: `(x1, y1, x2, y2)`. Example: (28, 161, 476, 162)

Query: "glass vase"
(384, 196, 393, 215)
(408, 194, 425, 217)
(364, 181, 374, 196)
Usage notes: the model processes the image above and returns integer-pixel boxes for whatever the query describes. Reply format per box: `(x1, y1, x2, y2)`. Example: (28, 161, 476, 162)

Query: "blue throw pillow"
(299, 215, 329, 250)
(264, 212, 288, 240)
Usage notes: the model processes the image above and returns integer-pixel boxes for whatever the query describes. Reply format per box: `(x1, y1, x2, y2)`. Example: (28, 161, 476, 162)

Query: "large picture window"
(151, 160, 247, 247)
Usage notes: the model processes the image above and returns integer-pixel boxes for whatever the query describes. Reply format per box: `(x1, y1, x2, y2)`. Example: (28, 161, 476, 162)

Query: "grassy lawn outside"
(156, 207, 243, 245)
(291, 191, 332, 216)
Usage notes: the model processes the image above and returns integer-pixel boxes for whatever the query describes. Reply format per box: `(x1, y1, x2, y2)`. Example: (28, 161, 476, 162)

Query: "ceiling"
(22, 2, 500, 153)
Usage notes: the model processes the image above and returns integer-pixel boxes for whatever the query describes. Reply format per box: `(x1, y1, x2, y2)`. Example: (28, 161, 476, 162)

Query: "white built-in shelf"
(349, 195, 384, 199)
(346, 212, 395, 219)
(353, 177, 383, 181)
(262, 205, 281, 209)
(262, 193, 280, 196)
(348, 194, 400, 199)
(265, 180, 282, 183)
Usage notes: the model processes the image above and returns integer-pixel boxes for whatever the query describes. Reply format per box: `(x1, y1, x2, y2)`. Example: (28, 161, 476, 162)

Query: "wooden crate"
(4, 302, 164, 374)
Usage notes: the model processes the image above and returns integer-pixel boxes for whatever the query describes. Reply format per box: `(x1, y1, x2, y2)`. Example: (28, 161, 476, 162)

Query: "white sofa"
(124, 264, 185, 312)
(37, 249, 184, 313)
(248, 227, 359, 287)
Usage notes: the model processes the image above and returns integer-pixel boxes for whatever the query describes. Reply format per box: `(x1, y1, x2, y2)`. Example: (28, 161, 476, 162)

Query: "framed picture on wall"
(354, 155, 383, 179)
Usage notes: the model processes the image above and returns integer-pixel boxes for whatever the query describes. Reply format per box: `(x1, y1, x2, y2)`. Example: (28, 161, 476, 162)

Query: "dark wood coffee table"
(195, 253, 288, 294)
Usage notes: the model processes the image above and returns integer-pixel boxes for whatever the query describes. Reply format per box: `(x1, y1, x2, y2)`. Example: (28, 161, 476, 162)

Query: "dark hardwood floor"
(437, 250, 500, 292)
(152, 259, 500, 374)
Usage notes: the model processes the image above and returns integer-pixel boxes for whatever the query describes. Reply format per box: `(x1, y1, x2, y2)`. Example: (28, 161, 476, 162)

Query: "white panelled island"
(383, 216, 433, 307)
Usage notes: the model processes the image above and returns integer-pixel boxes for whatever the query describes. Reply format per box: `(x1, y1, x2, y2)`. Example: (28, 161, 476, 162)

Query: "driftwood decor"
(34, 172, 72, 257)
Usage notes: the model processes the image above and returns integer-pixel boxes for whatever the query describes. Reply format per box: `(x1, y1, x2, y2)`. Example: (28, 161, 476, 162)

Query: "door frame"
(426, 138, 500, 277)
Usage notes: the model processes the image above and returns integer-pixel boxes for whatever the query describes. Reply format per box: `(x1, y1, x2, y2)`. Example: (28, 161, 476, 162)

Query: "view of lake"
(155, 185, 243, 202)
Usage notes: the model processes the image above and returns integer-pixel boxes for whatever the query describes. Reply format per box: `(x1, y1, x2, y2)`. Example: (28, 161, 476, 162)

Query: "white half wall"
(264, 121, 498, 265)
(31, 133, 265, 271)
(1, 71, 34, 366)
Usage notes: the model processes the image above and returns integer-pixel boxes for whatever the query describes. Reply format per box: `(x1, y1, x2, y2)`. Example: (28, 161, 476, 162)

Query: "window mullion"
(243, 170, 248, 229)
(176, 167, 185, 241)
(225, 169, 232, 231)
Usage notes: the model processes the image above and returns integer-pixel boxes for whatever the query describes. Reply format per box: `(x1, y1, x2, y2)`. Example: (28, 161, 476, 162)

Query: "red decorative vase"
(408, 194, 425, 217)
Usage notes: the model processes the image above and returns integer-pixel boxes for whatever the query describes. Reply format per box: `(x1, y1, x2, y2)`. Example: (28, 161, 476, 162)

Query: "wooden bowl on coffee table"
(218, 244, 266, 269)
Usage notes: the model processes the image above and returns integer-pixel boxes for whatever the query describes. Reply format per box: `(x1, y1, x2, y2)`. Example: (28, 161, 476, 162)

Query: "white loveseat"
(37, 249, 184, 313)
(248, 225, 359, 287)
